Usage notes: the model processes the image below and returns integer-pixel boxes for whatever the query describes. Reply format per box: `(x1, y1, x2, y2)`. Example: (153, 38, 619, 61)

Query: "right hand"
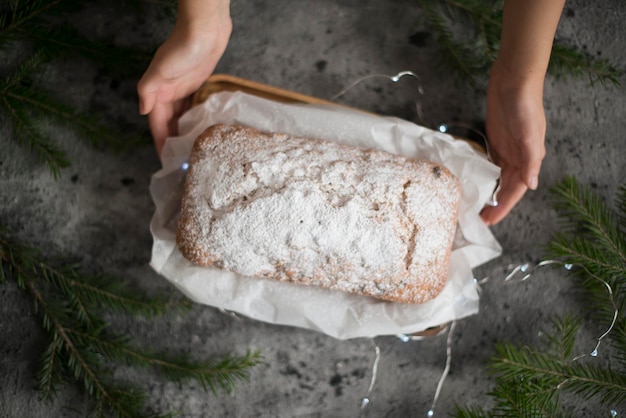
(480, 59, 547, 225)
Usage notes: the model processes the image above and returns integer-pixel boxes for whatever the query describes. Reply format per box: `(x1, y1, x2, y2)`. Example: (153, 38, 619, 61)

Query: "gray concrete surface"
(1, 0, 625, 417)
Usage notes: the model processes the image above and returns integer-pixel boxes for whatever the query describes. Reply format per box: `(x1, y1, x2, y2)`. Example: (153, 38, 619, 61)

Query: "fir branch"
(4, 80, 141, 151)
(562, 362, 626, 406)
(442, 0, 503, 28)
(24, 278, 146, 418)
(68, 274, 191, 319)
(491, 342, 566, 388)
(551, 176, 626, 266)
(549, 233, 625, 283)
(543, 315, 580, 363)
(548, 177, 626, 338)
(455, 188, 626, 418)
(1, 53, 146, 177)
(550, 44, 622, 87)
(1, 49, 139, 177)
(417, 0, 487, 83)
(1, 227, 187, 318)
(416, 0, 624, 86)
(17, 23, 153, 77)
(0, 0, 156, 177)
(488, 379, 567, 418)
(452, 405, 491, 418)
(0, 93, 70, 177)
(1, 225, 260, 416)
(66, 329, 262, 394)
(0, 0, 67, 39)
(492, 340, 626, 407)
(441, 0, 503, 62)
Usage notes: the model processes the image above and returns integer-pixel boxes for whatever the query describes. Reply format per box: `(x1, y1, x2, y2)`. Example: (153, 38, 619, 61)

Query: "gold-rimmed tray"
(190, 74, 486, 338)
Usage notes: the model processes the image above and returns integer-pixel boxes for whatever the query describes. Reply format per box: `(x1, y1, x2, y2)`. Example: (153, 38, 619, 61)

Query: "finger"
(513, 115, 546, 191)
(137, 73, 159, 115)
(148, 102, 176, 156)
(137, 62, 179, 115)
(520, 144, 545, 190)
(480, 167, 529, 225)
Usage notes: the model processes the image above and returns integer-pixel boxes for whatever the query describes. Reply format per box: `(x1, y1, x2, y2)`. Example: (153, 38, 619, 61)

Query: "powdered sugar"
(177, 124, 461, 303)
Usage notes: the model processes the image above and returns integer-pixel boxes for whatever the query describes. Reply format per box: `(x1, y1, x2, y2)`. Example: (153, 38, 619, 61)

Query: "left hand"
(137, 6, 232, 155)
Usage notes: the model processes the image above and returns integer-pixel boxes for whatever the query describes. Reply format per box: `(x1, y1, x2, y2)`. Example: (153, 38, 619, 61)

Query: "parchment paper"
(149, 91, 502, 339)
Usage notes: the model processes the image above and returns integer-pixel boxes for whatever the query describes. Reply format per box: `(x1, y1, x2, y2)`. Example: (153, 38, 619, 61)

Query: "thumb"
(137, 81, 157, 115)
(137, 67, 163, 115)
(520, 141, 545, 191)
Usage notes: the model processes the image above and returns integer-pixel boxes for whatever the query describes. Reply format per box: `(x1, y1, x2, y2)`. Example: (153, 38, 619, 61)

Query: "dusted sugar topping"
(177, 124, 461, 304)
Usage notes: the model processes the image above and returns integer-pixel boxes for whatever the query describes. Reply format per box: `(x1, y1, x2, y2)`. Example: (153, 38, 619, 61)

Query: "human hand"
(480, 59, 547, 225)
(137, 1, 232, 155)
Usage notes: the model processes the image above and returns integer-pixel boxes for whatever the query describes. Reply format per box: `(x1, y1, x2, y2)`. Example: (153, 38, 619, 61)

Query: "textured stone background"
(1, 0, 625, 416)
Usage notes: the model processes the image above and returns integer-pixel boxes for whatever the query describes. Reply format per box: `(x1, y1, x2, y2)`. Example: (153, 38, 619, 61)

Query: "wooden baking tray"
(193, 74, 339, 107)
(191, 74, 477, 338)
(193, 74, 485, 155)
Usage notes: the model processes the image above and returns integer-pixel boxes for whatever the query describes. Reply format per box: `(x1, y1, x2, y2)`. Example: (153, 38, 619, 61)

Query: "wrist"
(489, 57, 545, 98)
(176, 0, 232, 37)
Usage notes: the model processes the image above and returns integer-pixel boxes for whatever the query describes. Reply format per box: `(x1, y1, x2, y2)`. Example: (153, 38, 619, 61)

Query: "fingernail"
(529, 176, 538, 190)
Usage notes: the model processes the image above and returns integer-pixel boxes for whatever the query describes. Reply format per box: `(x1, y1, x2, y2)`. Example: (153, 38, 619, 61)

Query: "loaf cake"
(176, 124, 461, 304)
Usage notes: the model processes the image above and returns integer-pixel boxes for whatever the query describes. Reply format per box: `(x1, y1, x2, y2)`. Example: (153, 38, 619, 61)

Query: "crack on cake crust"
(400, 180, 419, 273)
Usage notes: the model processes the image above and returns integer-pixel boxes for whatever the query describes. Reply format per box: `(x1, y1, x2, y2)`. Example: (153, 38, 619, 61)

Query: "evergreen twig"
(0, 0, 154, 177)
(416, 0, 623, 86)
(0, 0, 68, 40)
(455, 178, 626, 416)
(417, 0, 487, 83)
(0, 225, 262, 417)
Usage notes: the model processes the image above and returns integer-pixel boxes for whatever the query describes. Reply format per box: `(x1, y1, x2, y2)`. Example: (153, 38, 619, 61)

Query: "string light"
(360, 325, 452, 415)
(360, 340, 380, 411)
(328, 72, 618, 415)
(330, 70, 425, 124)
(356, 259, 620, 415)
(427, 321, 457, 417)
(330, 70, 424, 102)
(496, 260, 618, 361)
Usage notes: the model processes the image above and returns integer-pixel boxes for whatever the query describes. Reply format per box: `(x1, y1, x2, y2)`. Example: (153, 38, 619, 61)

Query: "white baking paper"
(149, 91, 502, 339)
